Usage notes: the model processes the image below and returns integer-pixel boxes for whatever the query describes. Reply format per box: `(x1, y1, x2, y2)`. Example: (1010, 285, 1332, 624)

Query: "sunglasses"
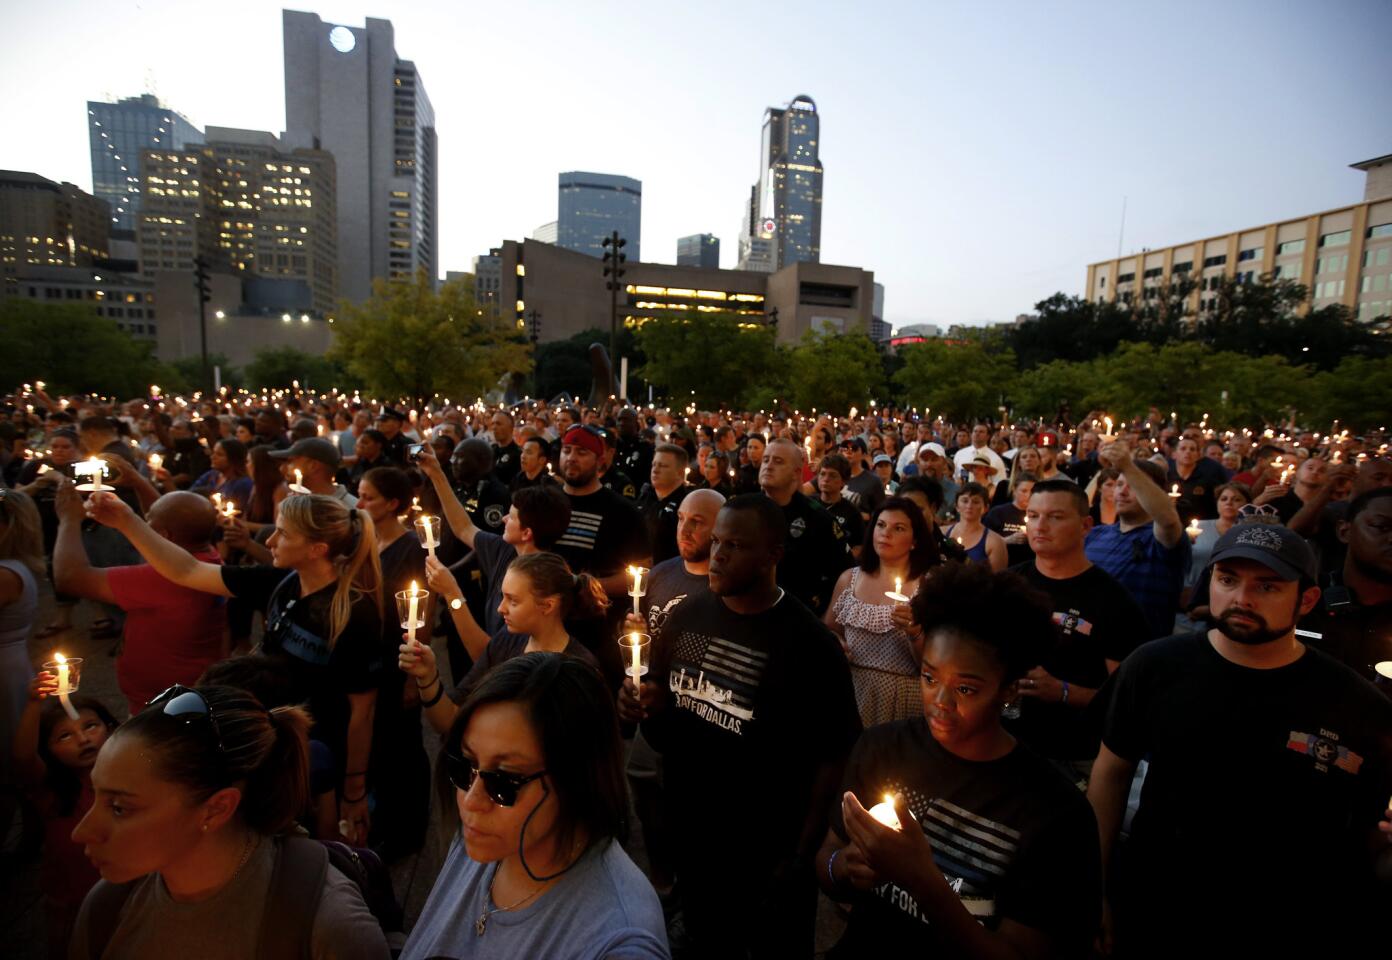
(145, 684, 226, 754)
(444, 751, 547, 806)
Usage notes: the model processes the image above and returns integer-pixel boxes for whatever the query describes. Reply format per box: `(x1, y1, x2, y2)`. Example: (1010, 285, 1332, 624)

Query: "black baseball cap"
(1207, 523, 1316, 582)
(269, 437, 341, 469)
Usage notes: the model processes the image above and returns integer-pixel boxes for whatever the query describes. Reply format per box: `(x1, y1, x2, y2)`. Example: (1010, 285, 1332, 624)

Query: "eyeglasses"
(444, 750, 547, 806)
(145, 684, 226, 754)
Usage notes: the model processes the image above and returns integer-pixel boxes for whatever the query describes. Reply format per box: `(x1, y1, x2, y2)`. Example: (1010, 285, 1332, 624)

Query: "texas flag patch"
(1052, 611, 1093, 635)
(1287, 732, 1364, 774)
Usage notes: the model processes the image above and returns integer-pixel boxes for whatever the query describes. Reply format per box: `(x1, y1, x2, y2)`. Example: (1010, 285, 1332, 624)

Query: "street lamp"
(214, 310, 225, 320)
(282, 313, 292, 323)
(300, 314, 310, 324)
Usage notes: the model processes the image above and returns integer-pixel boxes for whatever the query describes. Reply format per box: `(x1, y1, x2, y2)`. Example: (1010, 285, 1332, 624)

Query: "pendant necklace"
(476, 867, 544, 936)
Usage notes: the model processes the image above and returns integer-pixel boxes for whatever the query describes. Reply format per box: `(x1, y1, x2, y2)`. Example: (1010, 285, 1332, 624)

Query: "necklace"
(228, 832, 259, 885)
(476, 866, 545, 936)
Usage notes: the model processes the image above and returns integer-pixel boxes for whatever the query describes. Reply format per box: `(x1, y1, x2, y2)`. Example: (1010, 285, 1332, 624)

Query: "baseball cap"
(918, 442, 946, 459)
(269, 437, 341, 469)
(562, 425, 606, 457)
(872, 454, 894, 467)
(1207, 523, 1316, 582)
(840, 437, 867, 453)
(377, 408, 406, 422)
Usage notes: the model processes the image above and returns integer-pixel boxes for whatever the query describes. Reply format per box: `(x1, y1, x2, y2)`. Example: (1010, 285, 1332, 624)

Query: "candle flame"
(54, 652, 66, 665)
(410, 580, 419, 593)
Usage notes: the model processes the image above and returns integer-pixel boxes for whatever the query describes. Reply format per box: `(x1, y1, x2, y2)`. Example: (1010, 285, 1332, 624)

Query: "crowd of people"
(0, 381, 1390, 959)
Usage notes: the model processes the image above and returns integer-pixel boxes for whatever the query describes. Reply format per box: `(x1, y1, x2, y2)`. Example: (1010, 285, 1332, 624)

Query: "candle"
(629, 632, 642, 683)
(885, 576, 910, 603)
(627, 565, 648, 616)
(1376, 661, 1392, 681)
(411, 496, 421, 513)
(1103, 416, 1113, 435)
(1169, 484, 1181, 498)
(867, 794, 902, 831)
(212, 492, 222, 509)
(416, 515, 439, 560)
(407, 580, 421, 646)
(223, 501, 238, 519)
(1187, 517, 1202, 542)
(54, 652, 79, 721)
(289, 468, 309, 494)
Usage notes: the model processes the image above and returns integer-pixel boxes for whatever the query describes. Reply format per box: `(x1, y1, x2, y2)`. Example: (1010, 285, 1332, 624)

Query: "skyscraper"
(283, 12, 438, 301)
(87, 94, 203, 234)
(557, 172, 641, 260)
(677, 233, 720, 268)
(742, 95, 823, 271)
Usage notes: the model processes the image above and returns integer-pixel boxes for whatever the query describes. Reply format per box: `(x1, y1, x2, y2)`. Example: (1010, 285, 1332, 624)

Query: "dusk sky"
(4, 0, 1389, 329)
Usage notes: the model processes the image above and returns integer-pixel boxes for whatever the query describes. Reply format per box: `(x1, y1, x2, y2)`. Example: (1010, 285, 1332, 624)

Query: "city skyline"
(3, 0, 1389, 329)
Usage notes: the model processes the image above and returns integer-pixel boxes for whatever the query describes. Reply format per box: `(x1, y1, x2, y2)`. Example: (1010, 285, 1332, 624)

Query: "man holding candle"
(1166, 436, 1227, 521)
(641, 496, 860, 958)
(1088, 523, 1392, 957)
(270, 437, 357, 507)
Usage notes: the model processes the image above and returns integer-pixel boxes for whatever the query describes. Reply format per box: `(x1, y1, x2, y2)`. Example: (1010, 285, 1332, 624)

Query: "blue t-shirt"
(401, 836, 669, 960)
(1084, 521, 1191, 639)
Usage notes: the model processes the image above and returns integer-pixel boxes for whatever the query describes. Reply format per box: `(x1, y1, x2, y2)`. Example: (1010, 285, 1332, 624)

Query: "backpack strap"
(257, 835, 329, 960)
(83, 880, 136, 960)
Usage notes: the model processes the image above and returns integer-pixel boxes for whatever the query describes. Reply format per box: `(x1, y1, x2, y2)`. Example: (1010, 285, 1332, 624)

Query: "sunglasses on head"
(145, 684, 227, 754)
(444, 750, 547, 806)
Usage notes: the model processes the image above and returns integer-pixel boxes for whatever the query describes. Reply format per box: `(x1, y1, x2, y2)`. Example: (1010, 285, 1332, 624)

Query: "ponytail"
(278, 497, 383, 647)
(509, 552, 610, 622)
(241, 705, 312, 835)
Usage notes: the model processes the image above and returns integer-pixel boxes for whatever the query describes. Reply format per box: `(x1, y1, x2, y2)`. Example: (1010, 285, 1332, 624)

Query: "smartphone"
(407, 442, 425, 461)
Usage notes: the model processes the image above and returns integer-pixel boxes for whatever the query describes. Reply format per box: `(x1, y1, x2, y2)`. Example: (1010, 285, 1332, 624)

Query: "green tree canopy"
(243, 347, 348, 392)
(786, 328, 884, 413)
(330, 271, 530, 407)
(633, 312, 783, 409)
(893, 340, 1018, 421)
(0, 300, 173, 398)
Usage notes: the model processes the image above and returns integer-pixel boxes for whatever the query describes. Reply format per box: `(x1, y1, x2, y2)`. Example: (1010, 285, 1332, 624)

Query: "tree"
(243, 347, 348, 391)
(330, 271, 530, 407)
(0, 300, 172, 398)
(172, 353, 240, 392)
(893, 340, 1017, 422)
(533, 326, 650, 403)
(1305, 356, 1392, 431)
(786, 328, 884, 413)
(634, 312, 782, 409)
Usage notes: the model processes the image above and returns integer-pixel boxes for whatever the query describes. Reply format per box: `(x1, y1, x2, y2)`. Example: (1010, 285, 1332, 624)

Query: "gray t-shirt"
(70, 835, 389, 959)
(401, 837, 668, 960)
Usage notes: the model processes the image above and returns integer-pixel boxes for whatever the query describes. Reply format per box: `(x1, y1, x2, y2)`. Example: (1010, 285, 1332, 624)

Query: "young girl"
(12, 676, 118, 958)
(84, 491, 384, 846)
(945, 483, 1007, 572)
(400, 552, 605, 735)
(825, 498, 938, 727)
(69, 684, 389, 958)
(818, 562, 1100, 956)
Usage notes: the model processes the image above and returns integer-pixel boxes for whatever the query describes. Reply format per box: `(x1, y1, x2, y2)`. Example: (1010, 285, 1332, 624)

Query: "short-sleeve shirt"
(637, 484, 689, 566)
(220, 565, 386, 767)
(459, 631, 599, 694)
(641, 556, 708, 642)
(106, 547, 228, 709)
(1008, 562, 1149, 760)
(490, 440, 522, 486)
(822, 497, 865, 549)
(1084, 521, 1191, 638)
(1167, 458, 1229, 520)
(829, 718, 1100, 955)
(775, 492, 854, 616)
(471, 530, 519, 638)
(1099, 633, 1392, 951)
(554, 487, 650, 577)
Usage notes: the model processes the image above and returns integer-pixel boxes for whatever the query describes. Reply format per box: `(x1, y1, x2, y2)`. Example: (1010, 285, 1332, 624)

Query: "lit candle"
(867, 794, 902, 831)
(629, 631, 642, 684)
(223, 501, 238, 519)
(411, 496, 421, 513)
(1169, 483, 1181, 498)
(628, 565, 648, 617)
(289, 468, 309, 493)
(407, 580, 421, 646)
(54, 652, 78, 720)
(1186, 517, 1202, 542)
(885, 576, 910, 603)
(211, 492, 222, 509)
(417, 515, 439, 560)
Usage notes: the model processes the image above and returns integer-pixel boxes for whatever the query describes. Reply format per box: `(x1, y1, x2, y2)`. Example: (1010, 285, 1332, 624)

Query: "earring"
(201, 823, 208, 833)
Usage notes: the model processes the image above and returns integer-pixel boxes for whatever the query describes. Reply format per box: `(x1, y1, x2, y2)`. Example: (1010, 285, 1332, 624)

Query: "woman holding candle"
(12, 673, 118, 956)
(190, 438, 253, 512)
(817, 561, 1100, 956)
(68, 684, 390, 958)
(944, 483, 1008, 572)
(0, 488, 43, 776)
(83, 492, 385, 847)
(400, 552, 604, 735)
(825, 498, 939, 728)
(1176, 481, 1252, 630)
(401, 654, 667, 959)
(992, 445, 1041, 507)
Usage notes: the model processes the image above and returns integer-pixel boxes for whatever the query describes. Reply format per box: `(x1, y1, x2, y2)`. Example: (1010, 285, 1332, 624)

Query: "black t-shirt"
(821, 497, 865, 549)
(1061, 456, 1100, 489)
(640, 556, 708, 642)
(829, 718, 1100, 957)
(983, 503, 1033, 567)
(643, 590, 861, 873)
(1300, 596, 1392, 693)
(509, 469, 557, 495)
(554, 487, 649, 577)
(1099, 632, 1392, 951)
(471, 531, 520, 638)
(220, 565, 387, 769)
(1268, 488, 1306, 525)
(844, 469, 884, 514)
(775, 492, 854, 616)
(460, 632, 599, 695)
(1008, 562, 1149, 760)
(490, 441, 521, 486)
(637, 484, 689, 566)
(1167, 458, 1228, 521)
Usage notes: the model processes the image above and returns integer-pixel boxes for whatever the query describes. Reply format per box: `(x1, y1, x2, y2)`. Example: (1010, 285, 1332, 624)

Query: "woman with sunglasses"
(403, 654, 668, 959)
(70, 684, 390, 959)
(400, 552, 605, 736)
(84, 491, 384, 847)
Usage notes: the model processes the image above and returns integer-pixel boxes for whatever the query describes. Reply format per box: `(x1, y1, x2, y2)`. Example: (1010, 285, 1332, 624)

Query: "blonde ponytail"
(279, 497, 383, 647)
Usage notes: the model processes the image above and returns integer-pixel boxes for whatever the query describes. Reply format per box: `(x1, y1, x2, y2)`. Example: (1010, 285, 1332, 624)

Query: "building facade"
(497, 238, 873, 347)
(3, 264, 156, 342)
(531, 221, 558, 244)
(677, 233, 720, 268)
(471, 248, 502, 307)
(283, 12, 438, 301)
(1085, 155, 1392, 323)
(557, 172, 641, 260)
(739, 95, 823, 272)
(1, 171, 111, 286)
(136, 128, 338, 316)
(87, 94, 203, 235)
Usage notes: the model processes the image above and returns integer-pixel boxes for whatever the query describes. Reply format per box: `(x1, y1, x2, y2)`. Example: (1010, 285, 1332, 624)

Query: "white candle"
(407, 580, 421, 646)
(294, 468, 303, 488)
(1187, 518, 1201, 542)
(885, 576, 910, 603)
(867, 794, 902, 831)
(54, 653, 78, 721)
(148, 453, 162, 472)
(628, 565, 646, 616)
(629, 632, 642, 684)
(1169, 483, 1181, 498)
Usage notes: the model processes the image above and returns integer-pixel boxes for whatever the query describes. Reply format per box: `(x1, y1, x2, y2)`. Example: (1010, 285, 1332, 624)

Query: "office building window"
(1237, 247, 1264, 262)
(1117, 272, 1134, 283)
(1365, 223, 1391, 240)
(1319, 230, 1350, 248)
(1277, 239, 1305, 256)
(1172, 261, 1192, 273)
(1143, 267, 1162, 279)
(1203, 254, 1226, 268)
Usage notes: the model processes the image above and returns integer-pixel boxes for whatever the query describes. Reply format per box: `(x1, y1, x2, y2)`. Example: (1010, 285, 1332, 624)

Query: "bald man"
(759, 437, 853, 615)
(53, 483, 227, 713)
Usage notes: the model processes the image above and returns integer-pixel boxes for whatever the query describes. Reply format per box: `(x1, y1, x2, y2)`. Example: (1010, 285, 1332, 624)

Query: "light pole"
(527, 308, 542, 397)
(193, 256, 211, 392)
(601, 231, 627, 371)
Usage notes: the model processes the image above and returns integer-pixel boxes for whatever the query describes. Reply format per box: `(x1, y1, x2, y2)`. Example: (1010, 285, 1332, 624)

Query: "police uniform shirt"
(774, 492, 853, 615)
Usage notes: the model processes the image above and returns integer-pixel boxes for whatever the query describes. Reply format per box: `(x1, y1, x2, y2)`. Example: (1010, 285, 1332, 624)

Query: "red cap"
(562, 426, 605, 457)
